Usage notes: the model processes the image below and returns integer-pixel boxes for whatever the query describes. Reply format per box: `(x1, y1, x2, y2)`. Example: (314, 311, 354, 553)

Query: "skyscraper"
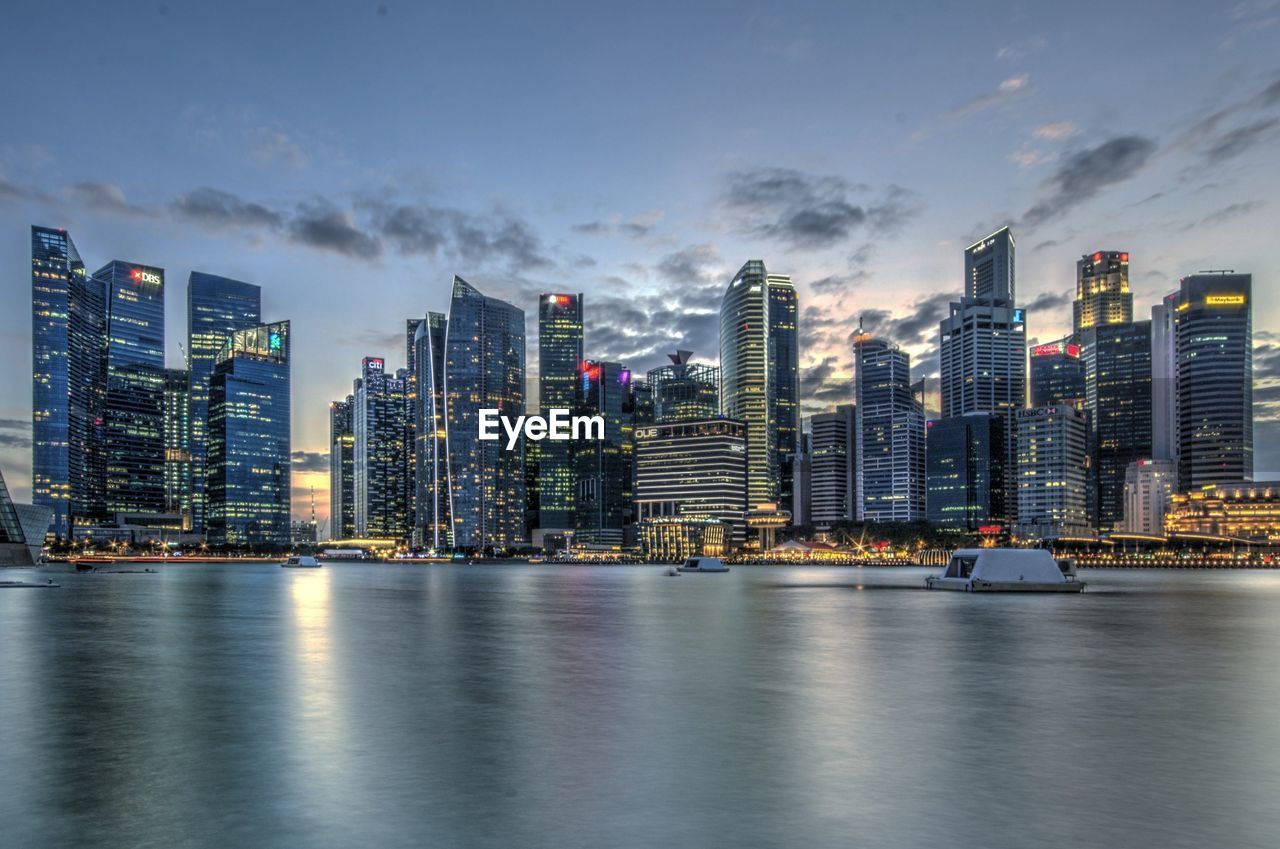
(1081, 320, 1152, 532)
(719, 261, 798, 510)
(1074, 251, 1132, 334)
(965, 227, 1015, 302)
(31, 226, 85, 539)
(853, 325, 925, 522)
(329, 397, 355, 540)
(647, 351, 719, 423)
(1150, 291, 1180, 468)
(413, 312, 450, 550)
(809, 405, 856, 527)
(187, 273, 261, 533)
(1176, 273, 1253, 487)
(634, 419, 748, 543)
(445, 277, 526, 550)
(926, 413, 1005, 530)
(353, 357, 410, 540)
(1121, 459, 1176, 535)
(206, 321, 291, 546)
(537, 293, 583, 538)
(1029, 339, 1085, 408)
(163, 368, 192, 528)
(575, 360, 632, 545)
(1014, 405, 1090, 541)
(66, 257, 108, 532)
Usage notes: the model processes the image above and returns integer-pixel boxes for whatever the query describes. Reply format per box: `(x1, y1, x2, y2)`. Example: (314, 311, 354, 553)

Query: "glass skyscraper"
(206, 321, 291, 546)
(413, 312, 450, 549)
(163, 368, 192, 528)
(809, 405, 856, 527)
(187, 273, 262, 533)
(353, 357, 410, 539)
(445, 277, 526, 551)
(647, 351, 719, 423)
(575, 360, 632, 545)
(926, 413, 1005, 530)
(1029, 338, 1085, 408)
(329, 397, 355, 540)
(537, 293, 583, 535)
(853, 326, 925, 522)
(30, 226, 85, 538)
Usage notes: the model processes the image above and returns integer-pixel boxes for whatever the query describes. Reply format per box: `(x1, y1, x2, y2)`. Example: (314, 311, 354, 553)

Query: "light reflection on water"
(2, 563, 1279, 849)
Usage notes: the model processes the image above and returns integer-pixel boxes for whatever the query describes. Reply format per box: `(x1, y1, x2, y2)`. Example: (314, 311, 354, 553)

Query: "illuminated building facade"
(1176, 273, 1253, 488)
(1014, 405, 1090, 540)
(1081, 320, 1152, 532)
(637, 516, 729, 561)
(445, 277, 526, 550)
(187, 273, 261, 533)
(30, 226, 85, 539)
(647, 351, 719, 423)
(163, 368, 192, 529)
(926, 413, 1004, 530)
(1121, 459, 1176, 536)
(329, 397, 355, 540)
(353, 357, 410, 540)
(634, 419, 748, 544)
(206, 321, 291, 546)
(809, 405, 856, 527)
(768, 274, 800, 514)
(575, 360, 632, 545)
(853, 327, 925, 522)
(965, 226, 1015, 302)
(412, 312, 450, 549)
(1165, 482, 1280, 542)
(1074, 251, 1133, 333)
(1029, 338, 1085, 408)
(537, 293, 583, 537)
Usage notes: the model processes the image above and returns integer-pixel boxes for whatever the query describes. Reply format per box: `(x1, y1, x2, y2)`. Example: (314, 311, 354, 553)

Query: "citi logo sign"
(479, 408, 604, 450)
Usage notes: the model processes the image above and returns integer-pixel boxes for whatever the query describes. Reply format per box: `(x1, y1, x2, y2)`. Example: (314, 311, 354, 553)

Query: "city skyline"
(3, 2, 1280, 523)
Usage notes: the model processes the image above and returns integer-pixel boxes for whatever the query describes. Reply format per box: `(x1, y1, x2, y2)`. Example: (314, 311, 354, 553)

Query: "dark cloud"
(367, 202, 551, 269)
(1202, 117, 1279, 163)
(289, 202, 382, 259)
(66, 181, 150, 216)
(1033, 239, 1059, 251)
(572, 221, 608, 235)
(722, 167, 919, 249)
(0, 417, 31, 449)
(1022, 135, 1158, 226)
(655, 243, 720, 285)
(801, 355, 854, 407)
(171, 187, 284, 229)
(1024, 289, 1071, 312)
(1197, 200, 1265, 228)
(291, 450, 329, 473)
(569, 212, 660, 240)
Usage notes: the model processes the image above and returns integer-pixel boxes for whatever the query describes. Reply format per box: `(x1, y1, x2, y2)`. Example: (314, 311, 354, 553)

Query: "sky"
(2, 0, 1279, 523)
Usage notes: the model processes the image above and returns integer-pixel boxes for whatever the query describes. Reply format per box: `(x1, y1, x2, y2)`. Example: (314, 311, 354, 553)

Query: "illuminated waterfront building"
(853, 325, 925, 522)
(1165, 482, 1280, 542)
(637, 516, 729, 561)
(353, 357, 410, 540)
(329, 397, 355, 540)
(163, 368, 192, 529)
(1121, 459, 1176, 536)
(575, 360, 632, 546)
(1074, 251, 1133, 333)
(187, 273, 261, 533)
(647, 351, 719, 423)
(634, 419, 748, 544)
(1029, 339, 1085, 408)
(206, 321, 291, 546)
(445, 277, 526, 550)
(1014, 405, 1090, 541)
(536, 293, 583, 539)
(926, 413, 1005, 530)
(1175, 273, 1253, 488)
(412, 313, 450, 549)
(1081, 320, 1152, 532)
(809, 405, 856, 527)
(30, 226, 86, 539)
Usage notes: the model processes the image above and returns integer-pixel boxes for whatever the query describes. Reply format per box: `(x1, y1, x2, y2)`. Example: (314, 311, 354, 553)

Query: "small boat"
(676, 556, 729, 573)
(925, 548, 1085, 593)
(281, 555, 321, 569)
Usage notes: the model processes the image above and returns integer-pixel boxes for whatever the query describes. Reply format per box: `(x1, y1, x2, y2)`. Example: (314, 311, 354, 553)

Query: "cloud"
(571, 210, 663, 239)
(1170, 74, 1280, 167)
(249, 128, 310, 168)
(0, 418, 31, 449)
(171, 187, 284, 229)
(66, 181, 150, 216)
(291, 450, 329, 473)
(801, 355, 854, 407)
(1202, 117, 1279, 163)
(655, 243, 721, 287)
(1033, 239, 1059, 251)
(1022, 135, 1158, 226)
(1197, 200, 1266, 227)
(995, 36, 1047, 62)
(722, 167, 920, 249)
(366, 201, 551, 269)
(289, 202, 382, 259)
(1032, 121, 1078, 140)
(946, 74, 1031, 119)
(1024, 289, 1072, 312)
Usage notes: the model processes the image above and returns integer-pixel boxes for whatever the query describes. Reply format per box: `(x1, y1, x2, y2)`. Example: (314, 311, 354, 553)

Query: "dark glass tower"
(413, 313, 450, 549)
(926, 413, 1005, 529)
(537, 293, 583, 535)
(164, 368, 192, 528)
(206, 321, 291, 546)
(852, 326, 926, 521)
(329, 397, 355, 540)
(30, 226, 85, 538)
(575, 360, 632, 545)
(768, 275, 800, 514)
(187, 273, 262, 533)
(647, 351, 719, 423)
(66, 261, 108, 531)
(353, 357, 410, 540)
(445, 277, 526, 551)
(1029, 339, 1085, 408)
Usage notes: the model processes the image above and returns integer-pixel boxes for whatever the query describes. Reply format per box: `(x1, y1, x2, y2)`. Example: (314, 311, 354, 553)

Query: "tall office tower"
(163, 368, 192, 529)
(412, 313, 450, 550)
(965, 227, 1015, 302)
(187, 273, 261, 533)
(631, 379, 654, 427)
(95, 260, 167, 525)
(1074, 251, 1132, 334)
(1150, 291, 1180, 466)
(720, 261, 798, 509)
(31, 226, 86, 538)
(1176, 273, 1253, 486)
(634, 419, 749, 543)
(66, 260, 108, 531)
(404, 318, 422, 539)
(445, 277, 527, 550)
(926, 413, 1005, 530)
(940, 229, 1025, 525)
(574, 361, 632, 545)
(809, 405, 856, 527)
(1029, 339, 1085, 408)
(1081, 320, 1152, 532)
(1121, 459, 1177, 535)
(792, 431, 812, 526)
(328, 397, 355, 540)
(206, 322, 291, 546)
(536, 293, 583, 538)
(1014, 405, 1090, 540)
(647, 351, 719, 423)
(852, 325, 925, 522)
(353, 357, 410, 540)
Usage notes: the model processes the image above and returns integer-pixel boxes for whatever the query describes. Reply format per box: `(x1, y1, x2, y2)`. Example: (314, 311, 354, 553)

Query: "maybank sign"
(479, 408, 604, 450)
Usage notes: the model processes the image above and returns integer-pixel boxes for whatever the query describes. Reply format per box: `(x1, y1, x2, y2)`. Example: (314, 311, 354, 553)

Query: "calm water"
(2, 563, 1279, 849)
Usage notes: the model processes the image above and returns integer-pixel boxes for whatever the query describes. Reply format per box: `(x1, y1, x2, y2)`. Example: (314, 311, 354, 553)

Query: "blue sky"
(2, 0, 1279, 517)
